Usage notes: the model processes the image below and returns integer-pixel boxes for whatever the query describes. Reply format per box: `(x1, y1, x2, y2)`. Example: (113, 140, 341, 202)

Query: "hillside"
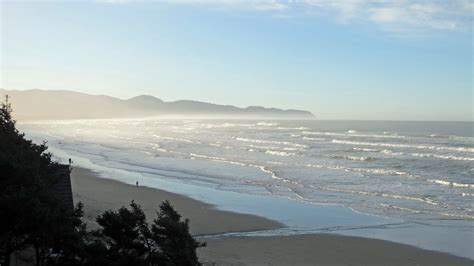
(1, 89, 315, 120)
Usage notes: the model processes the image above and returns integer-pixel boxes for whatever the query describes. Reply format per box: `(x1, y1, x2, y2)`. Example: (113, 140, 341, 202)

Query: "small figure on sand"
(68, 158, 73, 165)
(136, 181, 139, 187)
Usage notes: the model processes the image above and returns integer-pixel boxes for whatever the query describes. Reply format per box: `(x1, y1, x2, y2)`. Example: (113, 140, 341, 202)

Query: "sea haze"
(20, 119, 474, 257)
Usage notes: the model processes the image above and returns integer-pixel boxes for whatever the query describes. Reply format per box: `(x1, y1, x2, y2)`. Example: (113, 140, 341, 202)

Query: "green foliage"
(0, 96, 205, 265)
(90, 201, 205, 266)
(151, 201, 205, 265)
(0, 95, 85, 265)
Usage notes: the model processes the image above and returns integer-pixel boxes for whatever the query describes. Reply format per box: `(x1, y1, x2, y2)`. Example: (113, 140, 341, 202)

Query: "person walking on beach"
(136, 181, 139, 187)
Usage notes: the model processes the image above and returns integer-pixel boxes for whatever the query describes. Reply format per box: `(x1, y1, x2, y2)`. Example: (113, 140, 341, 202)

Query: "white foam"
(428, 179, 474, 189)
(440, 212, 474, 220)
(249, 144, 301, 151)
(319, 187, 438, 205)
(380, 149, 403, 156)
(265, 150, 296, 157)
(303, 131, 406, 139)
(411, 153, 474, 161)
(234, 137, 307, 148)
(256, 122, 279, 126)
(332, 139, 474, 153)
(189, 153, 287, 182)
(352, 147, 380, 152)
(149, 143, 169, 153)
(152, 134, 196, 143)
(331, 155, 374, 161)
(306, 164, 410, 176)
(380, 203, 422, 214)
(302, 137, 326, 141)
(277, 126, 309, 130)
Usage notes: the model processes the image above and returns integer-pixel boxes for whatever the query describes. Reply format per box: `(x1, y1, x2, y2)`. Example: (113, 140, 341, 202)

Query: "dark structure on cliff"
(52, 165, 74, 212)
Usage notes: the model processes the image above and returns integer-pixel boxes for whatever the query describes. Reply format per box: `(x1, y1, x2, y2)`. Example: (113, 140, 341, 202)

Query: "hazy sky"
(1, 0, 473, 120)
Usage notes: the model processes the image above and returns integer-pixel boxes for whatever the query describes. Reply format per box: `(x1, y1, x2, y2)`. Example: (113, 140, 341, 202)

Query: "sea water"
(19, 119, 474, 258)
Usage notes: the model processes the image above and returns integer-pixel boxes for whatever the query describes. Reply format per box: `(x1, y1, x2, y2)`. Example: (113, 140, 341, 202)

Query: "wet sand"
(71, 167, 473, 266)
(71, 167, 283, 235)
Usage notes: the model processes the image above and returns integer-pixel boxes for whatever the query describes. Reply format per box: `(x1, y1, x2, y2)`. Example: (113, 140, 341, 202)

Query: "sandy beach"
(71, 167, 473, 265)
(71, 167, 282, 235)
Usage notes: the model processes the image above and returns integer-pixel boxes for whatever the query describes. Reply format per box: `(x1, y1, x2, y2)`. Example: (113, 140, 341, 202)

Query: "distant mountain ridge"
(0, 89, 315, 121)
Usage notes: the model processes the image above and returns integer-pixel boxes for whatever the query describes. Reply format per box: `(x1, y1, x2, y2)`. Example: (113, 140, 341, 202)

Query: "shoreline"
(71, 167, 473, 265)
(71, 167, 283, 235)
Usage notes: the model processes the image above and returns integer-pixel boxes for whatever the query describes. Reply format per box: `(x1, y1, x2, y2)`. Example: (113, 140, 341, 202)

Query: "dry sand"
(71, 167, 473, 266)
(71, 167, 282, 235)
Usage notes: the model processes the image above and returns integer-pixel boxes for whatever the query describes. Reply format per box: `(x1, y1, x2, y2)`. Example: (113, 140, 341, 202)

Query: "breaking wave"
(302, 137, 326, 141)
(306, 164, 410, 176)
(256, 122, 279, 126)
(428, 179, 474, 189)
(249, 144, 301, 151)
(352, 147, 380, 152)
(234, 137, 307, 148)
(265, 150, 296, 157)
(331, 155, 374, 161)
(303, 131, 406, 139)
(319, 187, 438, 206)
(332, 139, 474, 153)
(410, 153, 474, 161)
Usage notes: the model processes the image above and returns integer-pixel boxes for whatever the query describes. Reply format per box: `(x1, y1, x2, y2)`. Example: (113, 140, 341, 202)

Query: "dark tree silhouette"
(0, 96, 86, 265)
(0, 96, 205, 265)
(91, 201, 205, 266)
(151, 200, 205, 265)
(0, 95, 86, 265)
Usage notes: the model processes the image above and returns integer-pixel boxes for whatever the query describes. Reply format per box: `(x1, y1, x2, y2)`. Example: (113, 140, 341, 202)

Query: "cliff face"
(1, 89, 315, 120)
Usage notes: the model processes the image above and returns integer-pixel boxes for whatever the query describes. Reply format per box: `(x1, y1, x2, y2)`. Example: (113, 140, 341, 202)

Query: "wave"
(265, 150, 296, 157)
(428, 179, 474, 189)
(439, 212, 474, 220)
(380, 149, 403, 156)
(318, 187, 438, 206)
(429, 134, 474, 141)
(302, 137, 326, 141)
(303, 131, 406, 139)
(152, 134, 197, 144)
(355, 147, 474, 161)
(277, 126, 309, 130)
(256, 122, 279, 126)
(331, 155, 374, 161)
(383, 132, 399, 136)
(350, 167, 408, 176)
(208, 143, 232, 149)
(249, 145, 301, 151)
(201, 123, 253, 129)
(332, 139, 474, 153)
(306, 164, 410, 176)
(189, 153, 290, 183)
(380, 204, 474, 220)
(352, 147, 381, 152)
(410, 153, 474, 161)
(462, 193, 474, 197)
(209, 143, 222, 147)
(234, 137, 307, 148)
(190, 153, 247, 167)
(149, 143, 170, 153)
(380, 203, 422, 214)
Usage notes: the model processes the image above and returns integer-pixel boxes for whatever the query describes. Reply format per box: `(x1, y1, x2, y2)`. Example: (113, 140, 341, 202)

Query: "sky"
(1, 0, 473, 121)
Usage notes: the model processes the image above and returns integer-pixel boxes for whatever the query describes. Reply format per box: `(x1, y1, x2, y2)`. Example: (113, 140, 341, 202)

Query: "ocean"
(19, 119, 474, 258)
